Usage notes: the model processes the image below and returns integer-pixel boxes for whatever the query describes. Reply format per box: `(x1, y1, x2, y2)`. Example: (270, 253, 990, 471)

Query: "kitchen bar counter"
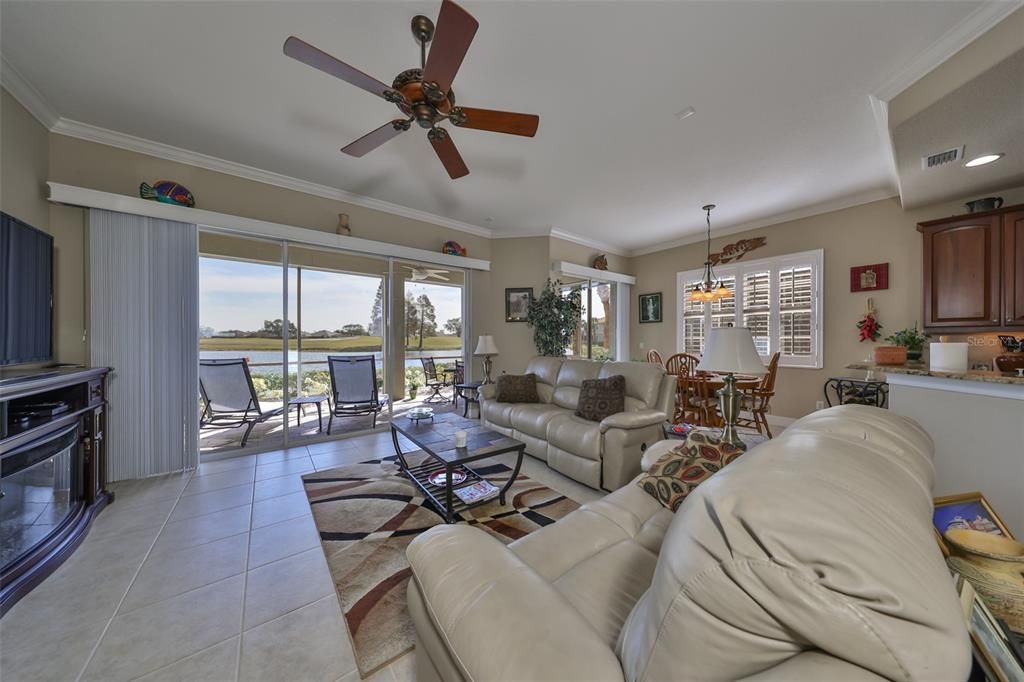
(845, 362, 1022, 536)
(845, 362, 1024, 386)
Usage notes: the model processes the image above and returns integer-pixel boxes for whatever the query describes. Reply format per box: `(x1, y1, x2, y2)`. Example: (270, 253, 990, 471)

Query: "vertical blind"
(89, 209, 199, 480)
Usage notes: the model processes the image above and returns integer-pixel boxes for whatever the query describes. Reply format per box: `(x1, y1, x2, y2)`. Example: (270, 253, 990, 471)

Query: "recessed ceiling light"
(675, 106, 696, 120)
(965, 153, 1004, 167)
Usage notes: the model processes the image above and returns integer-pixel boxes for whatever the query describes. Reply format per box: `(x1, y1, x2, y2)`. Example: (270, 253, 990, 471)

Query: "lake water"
(200, 349, 462, 375)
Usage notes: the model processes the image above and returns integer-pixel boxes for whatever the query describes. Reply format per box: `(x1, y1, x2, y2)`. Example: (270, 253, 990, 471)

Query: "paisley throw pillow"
(637, 431, 747, 512)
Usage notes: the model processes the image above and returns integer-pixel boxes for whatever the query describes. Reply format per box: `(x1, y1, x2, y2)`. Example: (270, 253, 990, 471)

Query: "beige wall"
(2, 88, 90, 365)
(628, 185, 1024, 419)
(43, 133, 495, 368)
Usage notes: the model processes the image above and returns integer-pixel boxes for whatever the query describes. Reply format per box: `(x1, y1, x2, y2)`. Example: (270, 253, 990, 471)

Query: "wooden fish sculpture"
(139, 180, 195, 208)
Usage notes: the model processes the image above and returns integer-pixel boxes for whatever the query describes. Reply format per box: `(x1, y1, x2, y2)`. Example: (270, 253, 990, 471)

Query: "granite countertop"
(845, 363, 1024, 385)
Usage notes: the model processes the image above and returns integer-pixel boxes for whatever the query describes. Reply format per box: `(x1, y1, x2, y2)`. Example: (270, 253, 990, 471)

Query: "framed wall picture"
(505, 287, 533, 322)
(933, 492, 1014, 554)
(639, 293, 662, 324)
(956, 576, 1024, 682)
(850, 263, 889, 292)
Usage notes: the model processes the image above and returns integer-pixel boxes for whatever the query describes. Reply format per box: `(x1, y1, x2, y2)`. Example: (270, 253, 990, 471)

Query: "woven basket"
(874, 346, 907, 366)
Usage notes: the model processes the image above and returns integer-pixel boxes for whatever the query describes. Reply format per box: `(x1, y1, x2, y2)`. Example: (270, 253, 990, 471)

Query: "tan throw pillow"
(495, 373, 540, 403)
(575, 375, 626, 422)
(637, 432, 746, 512)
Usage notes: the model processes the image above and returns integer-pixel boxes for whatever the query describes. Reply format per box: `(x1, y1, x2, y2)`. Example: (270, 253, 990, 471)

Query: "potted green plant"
(885, 325, 929, 362)
(405, 366, 424, 400)
(527, 279, 583, 356)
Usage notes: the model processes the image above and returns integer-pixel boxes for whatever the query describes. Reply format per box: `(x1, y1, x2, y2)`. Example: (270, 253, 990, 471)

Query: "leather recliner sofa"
(407, 405, 971, 681)
(478, 357, 675, 491)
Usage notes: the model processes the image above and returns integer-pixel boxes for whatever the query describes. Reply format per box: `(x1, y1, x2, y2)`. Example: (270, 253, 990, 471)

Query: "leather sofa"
(479, 357, 675, 491)
(407, 405, 971, 681)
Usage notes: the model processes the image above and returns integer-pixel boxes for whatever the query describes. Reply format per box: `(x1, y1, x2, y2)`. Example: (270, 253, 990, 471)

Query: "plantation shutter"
(742, 269, 771, 356)
(710, 276, 736, 329)
(681, 280, 706, 354)
(778, 263, 817, 366)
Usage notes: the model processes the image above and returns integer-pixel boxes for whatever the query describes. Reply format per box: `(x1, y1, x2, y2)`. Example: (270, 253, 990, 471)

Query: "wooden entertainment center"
(0, 365, 112, 614)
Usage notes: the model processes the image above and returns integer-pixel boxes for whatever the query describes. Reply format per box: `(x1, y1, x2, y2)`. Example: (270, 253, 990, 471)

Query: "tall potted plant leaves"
(527, 279, 583, 356)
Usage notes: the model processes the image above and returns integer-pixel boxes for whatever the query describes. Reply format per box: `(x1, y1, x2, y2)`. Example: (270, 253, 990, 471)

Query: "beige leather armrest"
(407, 525, 625, 682)
(478, 383, 496, 400)
(600, 409, 666, 433)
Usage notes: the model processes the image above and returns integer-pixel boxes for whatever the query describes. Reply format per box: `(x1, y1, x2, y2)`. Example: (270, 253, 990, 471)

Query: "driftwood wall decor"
(708, 236, 766, 265)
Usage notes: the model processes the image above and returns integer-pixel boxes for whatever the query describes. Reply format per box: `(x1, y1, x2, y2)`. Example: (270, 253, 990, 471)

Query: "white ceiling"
(893, 47, 1024, 209)
(0, 0, 1005, 252)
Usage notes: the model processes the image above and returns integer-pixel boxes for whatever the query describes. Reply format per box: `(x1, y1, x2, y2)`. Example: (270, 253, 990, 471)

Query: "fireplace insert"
(1, 421, 82, 570)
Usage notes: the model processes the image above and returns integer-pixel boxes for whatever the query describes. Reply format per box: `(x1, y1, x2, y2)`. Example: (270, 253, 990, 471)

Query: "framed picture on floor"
(639, 292, 662, 324)
(505, 287, 533, 322)
(933, 492, 1014, 553)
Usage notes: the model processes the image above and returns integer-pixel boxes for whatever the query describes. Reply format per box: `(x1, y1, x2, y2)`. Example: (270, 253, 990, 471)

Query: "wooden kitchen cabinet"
(1004, 210, 1024, 327)
(919, 204, 1024, 332)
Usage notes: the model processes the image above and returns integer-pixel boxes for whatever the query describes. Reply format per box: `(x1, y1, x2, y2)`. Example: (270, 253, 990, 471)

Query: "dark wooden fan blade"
(454, 107, 539, 137)
(428, 128, 469, 179)
(422, 0, 478, 93)
(341, 120, 409, 157)
(284, 36, 393, 100)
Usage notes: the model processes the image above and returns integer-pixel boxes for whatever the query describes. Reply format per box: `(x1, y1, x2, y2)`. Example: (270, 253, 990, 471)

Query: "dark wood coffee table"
(390, 412, 525, 523)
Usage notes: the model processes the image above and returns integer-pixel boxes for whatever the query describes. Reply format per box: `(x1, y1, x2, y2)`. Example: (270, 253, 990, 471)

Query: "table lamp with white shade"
(697, 327, 767, 446)
(474, 335, 499, 384)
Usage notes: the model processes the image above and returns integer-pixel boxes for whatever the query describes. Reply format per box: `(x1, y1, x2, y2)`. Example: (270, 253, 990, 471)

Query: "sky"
(199, 257, 462, 334)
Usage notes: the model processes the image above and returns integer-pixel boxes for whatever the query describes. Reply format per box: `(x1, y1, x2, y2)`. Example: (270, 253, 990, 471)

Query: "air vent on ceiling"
(922, 146, 964, 169)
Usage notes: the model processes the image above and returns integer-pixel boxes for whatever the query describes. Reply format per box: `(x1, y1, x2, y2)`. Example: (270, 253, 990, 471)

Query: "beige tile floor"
(0, 428, 602, 682)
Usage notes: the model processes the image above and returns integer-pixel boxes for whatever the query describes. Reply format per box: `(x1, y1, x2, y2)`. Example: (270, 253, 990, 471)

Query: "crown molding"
(0, 56, 59, 128)
(549, 229, 628, 257)
(872, 0, 1024, 101)
(867, 95, 903, 202)
(489, 226, 628, 257)
(47, 117, 495, 239)
(628, 188, 898, 257)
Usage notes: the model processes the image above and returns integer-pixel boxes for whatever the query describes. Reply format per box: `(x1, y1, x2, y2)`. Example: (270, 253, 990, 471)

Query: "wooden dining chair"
(646, 349, 664, 365)
(674, 372, 718, 426)
(737, 352, 780, 437)
(665, 352, 699, 376)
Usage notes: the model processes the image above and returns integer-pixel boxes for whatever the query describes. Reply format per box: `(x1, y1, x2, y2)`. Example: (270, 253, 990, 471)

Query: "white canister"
(929, 342, 969, 373)
(454, 430, 468, 448)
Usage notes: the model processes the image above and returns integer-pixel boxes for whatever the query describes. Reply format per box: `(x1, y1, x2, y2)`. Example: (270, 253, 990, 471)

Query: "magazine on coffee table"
(454, 480, 498, 505)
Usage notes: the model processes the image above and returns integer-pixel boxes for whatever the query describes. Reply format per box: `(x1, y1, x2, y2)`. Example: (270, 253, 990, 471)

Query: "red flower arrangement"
(857, 312, 881, 342)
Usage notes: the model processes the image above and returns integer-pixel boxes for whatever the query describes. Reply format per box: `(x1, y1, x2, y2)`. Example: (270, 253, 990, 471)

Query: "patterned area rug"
(302, 453, 580, 678)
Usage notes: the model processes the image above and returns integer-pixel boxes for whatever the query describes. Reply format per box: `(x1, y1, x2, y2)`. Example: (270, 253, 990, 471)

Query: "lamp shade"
(474, 335, 499, 356)
(697, 327, 766, 375)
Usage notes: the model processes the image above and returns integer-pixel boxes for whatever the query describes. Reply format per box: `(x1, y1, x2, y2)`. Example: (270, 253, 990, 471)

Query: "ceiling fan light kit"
(283, 0, 540, 180)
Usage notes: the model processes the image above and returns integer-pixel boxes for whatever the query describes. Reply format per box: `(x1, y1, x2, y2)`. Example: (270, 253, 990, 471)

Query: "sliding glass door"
(285, 245, 389, 441)
(198, 233, 286, 455)
(561, 277, 615, 360)
(197, 231, 469, 456)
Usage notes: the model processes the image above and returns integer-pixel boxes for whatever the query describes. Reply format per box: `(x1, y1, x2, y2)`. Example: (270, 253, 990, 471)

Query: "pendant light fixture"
(689, 204, 731, 302)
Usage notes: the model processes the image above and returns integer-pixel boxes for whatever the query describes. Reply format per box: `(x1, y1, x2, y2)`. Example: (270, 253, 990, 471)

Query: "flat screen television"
(1, 212, 54, 366)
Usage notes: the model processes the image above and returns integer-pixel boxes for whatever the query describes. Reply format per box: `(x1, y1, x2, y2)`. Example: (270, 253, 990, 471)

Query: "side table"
(662, 423, 769, 449)
(824, 376, 888, 408)
(454, 381, 483, 418)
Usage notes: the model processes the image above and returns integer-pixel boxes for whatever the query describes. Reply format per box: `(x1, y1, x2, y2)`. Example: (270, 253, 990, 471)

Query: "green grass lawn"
(200, 335, 462, 352)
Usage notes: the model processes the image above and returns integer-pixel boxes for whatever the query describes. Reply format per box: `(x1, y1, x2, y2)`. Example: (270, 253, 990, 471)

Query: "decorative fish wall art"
(139, 180, 196, 208)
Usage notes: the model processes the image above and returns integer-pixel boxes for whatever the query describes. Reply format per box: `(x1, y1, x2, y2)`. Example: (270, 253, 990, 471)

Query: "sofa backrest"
(598, 361, 670, 413)
(617, 405, 970, 681)
(551, 359, 603, 409)
(523, 356, 563, 403)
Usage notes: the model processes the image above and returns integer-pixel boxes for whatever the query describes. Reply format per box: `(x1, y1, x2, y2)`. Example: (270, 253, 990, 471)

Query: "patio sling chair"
(199, 358, 285, 447)
(326, 355, 390, 433)
(420, 357, 454, 404)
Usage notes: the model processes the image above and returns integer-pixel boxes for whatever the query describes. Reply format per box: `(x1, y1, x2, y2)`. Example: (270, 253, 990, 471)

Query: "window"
(561, 279, 615, 360)
(676, 249, 823, 368)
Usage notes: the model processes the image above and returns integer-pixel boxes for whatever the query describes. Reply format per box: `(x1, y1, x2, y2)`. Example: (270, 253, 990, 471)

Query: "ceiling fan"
(283, 0, 539, 180)
(405, 266, 451, 282)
